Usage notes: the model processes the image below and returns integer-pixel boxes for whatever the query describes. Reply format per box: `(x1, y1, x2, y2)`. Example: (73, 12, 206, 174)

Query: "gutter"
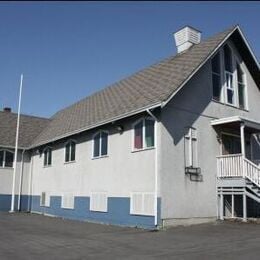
(29, 102, 162, 149)
(146, 108, 159, 227)
(27, 150, 34, 212)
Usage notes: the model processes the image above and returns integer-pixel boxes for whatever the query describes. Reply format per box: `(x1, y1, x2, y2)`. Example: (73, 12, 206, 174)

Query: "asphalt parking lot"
(0, 212, 260, 260)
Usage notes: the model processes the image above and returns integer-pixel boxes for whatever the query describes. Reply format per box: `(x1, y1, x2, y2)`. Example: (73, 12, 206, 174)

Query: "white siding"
(61, 193, 74, 209)
(90, 192, 108, 212)
(130, 192, 154, 216)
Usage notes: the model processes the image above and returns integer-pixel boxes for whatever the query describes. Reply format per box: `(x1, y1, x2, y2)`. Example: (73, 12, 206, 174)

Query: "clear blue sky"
(1, 2, 259, 118)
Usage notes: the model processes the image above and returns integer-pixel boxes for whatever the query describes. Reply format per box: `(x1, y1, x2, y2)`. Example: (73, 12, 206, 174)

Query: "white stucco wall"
(160, 40, 260, 221)
(31, 115, 156, 199)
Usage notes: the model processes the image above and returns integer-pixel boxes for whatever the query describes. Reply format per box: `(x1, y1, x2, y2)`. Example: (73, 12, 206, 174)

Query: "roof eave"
(29, 102, 162, 149)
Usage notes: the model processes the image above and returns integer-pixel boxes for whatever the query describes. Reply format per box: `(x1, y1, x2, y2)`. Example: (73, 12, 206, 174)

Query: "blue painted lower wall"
(0, 194, 30, 212)
(0, 194, 161, 229)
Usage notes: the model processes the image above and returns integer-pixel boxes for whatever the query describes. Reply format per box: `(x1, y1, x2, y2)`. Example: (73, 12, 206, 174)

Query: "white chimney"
(174, 26, 201, 53)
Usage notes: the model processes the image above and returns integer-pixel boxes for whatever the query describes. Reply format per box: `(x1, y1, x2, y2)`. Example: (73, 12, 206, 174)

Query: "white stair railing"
(244, 158, 260, 187)
(217, 154, 260, 188)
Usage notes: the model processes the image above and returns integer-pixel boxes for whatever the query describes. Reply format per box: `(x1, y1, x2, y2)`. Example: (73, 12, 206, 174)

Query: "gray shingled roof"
(32, 26, 238, 147)
(0, 111, 50, 148)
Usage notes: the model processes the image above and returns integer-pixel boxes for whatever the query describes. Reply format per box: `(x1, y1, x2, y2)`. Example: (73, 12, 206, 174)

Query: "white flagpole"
(10, 74, 23, 213)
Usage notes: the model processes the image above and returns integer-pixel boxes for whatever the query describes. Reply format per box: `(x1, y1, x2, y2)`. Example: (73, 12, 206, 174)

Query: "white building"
(0, 25, 260, 229)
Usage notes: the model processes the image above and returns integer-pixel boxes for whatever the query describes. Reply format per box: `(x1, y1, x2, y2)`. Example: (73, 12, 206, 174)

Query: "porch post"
(220, 192, 224, 220)
(243, 190, 247, 222)
(231, 194, 234, 218)
(240, 122, 245, 157)
(240, 122, 246, 178)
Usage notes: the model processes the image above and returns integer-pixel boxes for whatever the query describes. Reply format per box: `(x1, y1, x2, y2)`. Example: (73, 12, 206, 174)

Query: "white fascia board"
(29, 102, 162, 149)
(237, 27, 260, 70)
(211, 116, 260, 131)
(211, 116, 242, 126)
(0, 144, 27, 150)
(162, 26, 239, 108)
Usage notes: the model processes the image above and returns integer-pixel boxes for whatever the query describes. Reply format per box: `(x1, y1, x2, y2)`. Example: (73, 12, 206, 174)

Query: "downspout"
(146, 108, 159, 227)
(17, 149, 25, 211)
(27, 150, 34, 212)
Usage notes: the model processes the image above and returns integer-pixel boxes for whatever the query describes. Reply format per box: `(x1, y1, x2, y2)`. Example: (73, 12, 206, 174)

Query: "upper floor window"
(211, 52, 221, 101)
(133, 118, 155, 150)
(93, 131, 108, 158)
(224, 45, 234, 105)
(237, 63, 246, 109)
(224, 44, 233, 73)
(65, 140, 76, 162)
(43, 147, 52, 167)
(211, 43, 248, 110)
(0, 150, 14, 168)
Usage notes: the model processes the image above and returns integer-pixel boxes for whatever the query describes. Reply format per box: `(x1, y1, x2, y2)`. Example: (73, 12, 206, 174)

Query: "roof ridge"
(51, 26, 238, 120)
(32, 25, 254, 147)
(0, 110, 50, 121)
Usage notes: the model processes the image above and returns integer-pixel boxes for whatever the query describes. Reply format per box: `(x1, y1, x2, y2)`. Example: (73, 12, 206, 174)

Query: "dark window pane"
(93, 133, 100, 157)
(70, 142, 75, 161)
(145, 120, 155, 147)
(224, 45, 232, 72)
(44, 150, 48, 166)
(101, 132, 108, 156)
(227, 89, 234, 104)
(0, 151, 3, 167)
(5, 151, 13, 167)
(65, 143, 70, 162)
(134, 121, 143, 149)
(237, 63, 244, 83)
(211, 52, 220, 74)
(238, 83, 245, 109)
(48, 149, 52, 165)
(212, 74, 221, 100)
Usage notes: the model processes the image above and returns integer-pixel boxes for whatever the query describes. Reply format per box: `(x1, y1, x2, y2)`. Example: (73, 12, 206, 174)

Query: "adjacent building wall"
(0, 149, 31, 211)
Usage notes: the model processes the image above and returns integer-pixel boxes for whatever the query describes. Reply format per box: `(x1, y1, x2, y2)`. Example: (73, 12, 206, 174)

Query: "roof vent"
(3, 107, 11, 113)
(174, 26, 201, 53)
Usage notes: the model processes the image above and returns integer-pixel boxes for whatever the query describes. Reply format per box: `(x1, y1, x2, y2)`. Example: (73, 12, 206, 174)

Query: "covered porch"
(211, 116, 260, 221)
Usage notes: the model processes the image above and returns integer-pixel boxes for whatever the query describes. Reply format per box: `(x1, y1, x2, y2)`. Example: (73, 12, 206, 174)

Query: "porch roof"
(211, 116, 260, 133)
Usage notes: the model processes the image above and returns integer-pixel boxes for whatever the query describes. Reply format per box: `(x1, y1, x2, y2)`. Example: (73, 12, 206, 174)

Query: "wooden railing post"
(240, 122, 246, 178)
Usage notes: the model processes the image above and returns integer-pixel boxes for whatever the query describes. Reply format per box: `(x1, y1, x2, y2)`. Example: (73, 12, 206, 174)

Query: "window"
(130, 192, 154, 216)
(65, 140, 76, 162)
(184, 128, 198, 168)
(224, 45, 233, 73)
(43, 147, 52, 166)
(237, 63, 246, 109)
(90, 192, 108, 212)
(61, 193, 74, 209)
(40, 191, 50, 207)
(224, 45, 234, 105)
(133, 118, 155, 150)
(212, 43, 248, 110)
(0, 150, 14, 168)
(93, 131, 108, 158)
(211, 52, 222, 101)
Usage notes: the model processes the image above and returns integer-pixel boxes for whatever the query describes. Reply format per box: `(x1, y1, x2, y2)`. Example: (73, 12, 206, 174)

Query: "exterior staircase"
(217, 154, 260, 220)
